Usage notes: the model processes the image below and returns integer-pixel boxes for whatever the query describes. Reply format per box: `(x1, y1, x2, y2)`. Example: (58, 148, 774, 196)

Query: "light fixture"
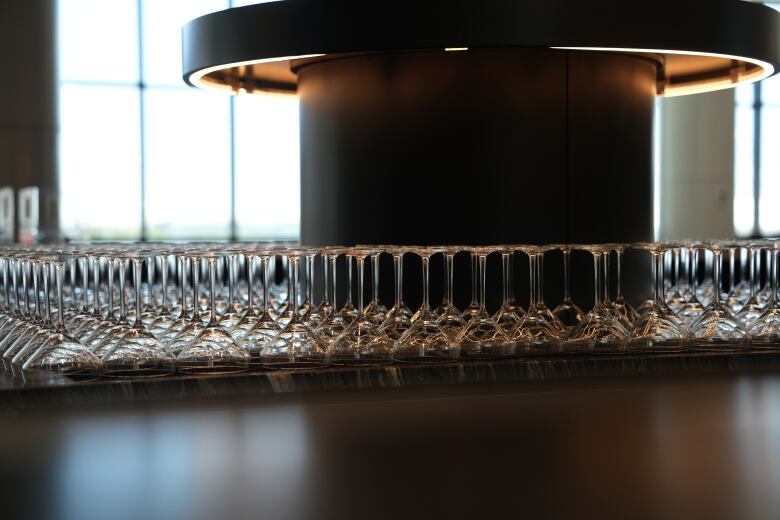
(183, 0, 780, 97)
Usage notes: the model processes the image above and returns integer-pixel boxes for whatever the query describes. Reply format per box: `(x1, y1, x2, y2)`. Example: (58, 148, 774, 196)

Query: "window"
(734, 2, 780, 237)
(57, 0, 300, 241)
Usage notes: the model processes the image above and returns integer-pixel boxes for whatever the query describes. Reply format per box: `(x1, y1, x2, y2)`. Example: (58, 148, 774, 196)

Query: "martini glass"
(362, 249, 388, 325)
(301, 249, 324, 327)
(393, 247, 459, 362)
(100, 252, 176, 377)
(296, 251, 313, 321)
(231, 252, 262, 341)
(167, 255, 209, 356)
(67, 255, 92, 334)
(677, 241, 706, 326)
(736, 243, 765, 326)
(747, 242, 780, 348)
(457, 247, 513, 358)
(378, 246, 414, 342)
(493, 248, 524, 333)
(435, 246, 465, 334)
(22, 253, 102, 380)
(218, 251, 243, 331)
(177, 252, 249, 373)
(240, 250, 282, 368)
(601, 247, 634, 332)
(329, 248, 393, 365)
(148, 252, 177, 338)
(564, 244, 629, 354)
(0, 255, 38, 358)
(338, 251, 359, 324)
(664, 247, 686, 314)
(71, 253, 104, 341)
(0, 255, 22, 339)
(81, 254, 120, 350)
(510, 245, 564, 355)
(139, 255, 158, 326)
(687, 242, 748, 351)
(261, 249, 328, 369)
(552, 244, 584, 328)
(158, 253, 193, 345)
(316, 248, 349, 348)
(92, 256, 133, 358)
(9, 257, 55, 373)
(3, 256, 47, 370)
(611, 245, 638, 326)
(723, 244, 745, 315)
(627, 243, 685, 352)
(312, 249, 334, 326)
(461, 248, 481, 323)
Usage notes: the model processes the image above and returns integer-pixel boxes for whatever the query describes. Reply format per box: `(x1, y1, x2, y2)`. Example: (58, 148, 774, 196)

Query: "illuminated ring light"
(183, 0, 780, 98)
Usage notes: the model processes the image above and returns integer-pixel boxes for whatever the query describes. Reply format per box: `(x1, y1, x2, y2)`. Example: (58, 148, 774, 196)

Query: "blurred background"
(3, 0, 780, 243)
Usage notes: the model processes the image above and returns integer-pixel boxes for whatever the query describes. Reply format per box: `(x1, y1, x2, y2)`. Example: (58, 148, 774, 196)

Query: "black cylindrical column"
(299, 49, 655, 246)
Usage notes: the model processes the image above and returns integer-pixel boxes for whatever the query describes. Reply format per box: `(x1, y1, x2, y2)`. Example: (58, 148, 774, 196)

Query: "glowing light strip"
(551, 47, 775, 97)
(187, 54, 326, 94)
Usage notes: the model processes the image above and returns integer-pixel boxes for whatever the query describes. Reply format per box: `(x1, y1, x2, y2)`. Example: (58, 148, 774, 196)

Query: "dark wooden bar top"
(3, 350, 780, 411)
(4, 353, 780, 519)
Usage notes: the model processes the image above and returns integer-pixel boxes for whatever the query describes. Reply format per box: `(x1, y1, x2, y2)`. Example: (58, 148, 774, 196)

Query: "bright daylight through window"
(57, 0, 300, 241)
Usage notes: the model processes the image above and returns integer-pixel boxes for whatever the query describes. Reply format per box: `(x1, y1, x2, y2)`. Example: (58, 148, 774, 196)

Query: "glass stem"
(446, 253, 454, 306)
(92, 257, 100, 316)
(107, 259, 115, 322)
(32, 262, 40, 321)
(712, 251, 722, 307)
(772, 250, 778, 304)
(322, 254, 330, 307)
(133, 259, 143, 328)
(146, 257, 154, 310)
(345, 255, 353, 308)
(263, 256, 271, 315)
(421, 256, 430, 312)
(652, 252, 662, 303)
(43, 263, 51, 326)
(80, 257, 88, 313)
(372, 254, 380, 307)
(191, 258, 200, 322)
(56, 263, 65, 333)
(208, 258, 217, 326)
(118, 259, 127, 324)
(479, 254, 487, 310)
(288, 256, 298, 317)
(501, 253, 510, 307)
(177, 256, 186, 320)
(563, 250, 572, 301)
(394, 254, 403, 308)
(160, 256, 168, 314)
(329, 255, 338, 313)
(10, 259, 18, 315)
(2, 259, 8, 311)
(246, 255, 255, 312)
(529, 254, 537, 309)
(469, 252, 478, 307)
(228, 255, 235, 308)
(728, 249, 736, 294)
(22, 260, 29, 317)
(308, 254, 316, 308)
(357, 256, 365, 316)
(538, 252, 546, 307)
(601, 252, 610, 305)
(616, 250, 624, 301)
(749, 248, 757, 299)
(593, 253, 602, 309)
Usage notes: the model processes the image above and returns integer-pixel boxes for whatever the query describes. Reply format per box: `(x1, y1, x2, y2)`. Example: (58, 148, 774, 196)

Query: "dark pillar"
(0, 0, 59, 242)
